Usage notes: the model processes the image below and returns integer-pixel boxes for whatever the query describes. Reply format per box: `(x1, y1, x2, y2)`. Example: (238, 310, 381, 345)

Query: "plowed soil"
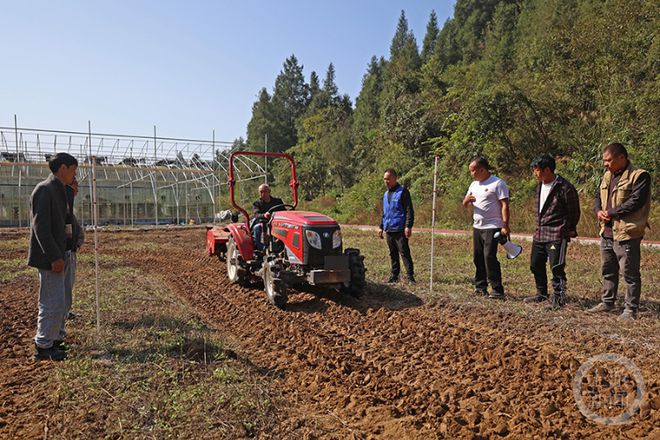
(1, 228, 658, 439)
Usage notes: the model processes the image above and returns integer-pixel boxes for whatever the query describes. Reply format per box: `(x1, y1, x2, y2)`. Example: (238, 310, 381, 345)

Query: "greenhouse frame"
(0, 123, 267, 227)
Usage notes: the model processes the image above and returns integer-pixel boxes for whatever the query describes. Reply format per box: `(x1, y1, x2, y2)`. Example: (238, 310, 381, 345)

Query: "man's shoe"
(34, 345, 66, 361)
(545, 298, 565, 310)
(587, 302, 614, 313)
(407, 276, 416, 284)
(618, 309, 638, 321)
(523, 294, 548, 303)
(53, 340, 68, 351)
(488, 292, 505, 300)
(387, 276, 399, 284)
(66, 311, 78, 320)
(474, 289, 488, 297)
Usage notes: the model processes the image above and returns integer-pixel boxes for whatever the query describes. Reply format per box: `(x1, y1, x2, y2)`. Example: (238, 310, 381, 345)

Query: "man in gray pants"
(588, 143, 651, 320)
(28, 152, 78, 360)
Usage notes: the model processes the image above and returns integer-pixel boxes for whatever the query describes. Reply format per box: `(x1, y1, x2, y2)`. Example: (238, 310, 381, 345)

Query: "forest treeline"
(234, 0, 658, 235)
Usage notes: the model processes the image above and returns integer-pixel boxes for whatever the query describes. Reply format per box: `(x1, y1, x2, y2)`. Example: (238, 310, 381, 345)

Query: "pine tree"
(322, 63, 339, 98)
(309, 71, 320, 104)
(271, 54, 310, 151)
(421, 10, 440, 63)
(246, 88, 284, 153)
(390, 10, 410, 59)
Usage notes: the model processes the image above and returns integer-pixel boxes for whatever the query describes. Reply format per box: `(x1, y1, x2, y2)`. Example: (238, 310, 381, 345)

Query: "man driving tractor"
(251, 183, 285, 252)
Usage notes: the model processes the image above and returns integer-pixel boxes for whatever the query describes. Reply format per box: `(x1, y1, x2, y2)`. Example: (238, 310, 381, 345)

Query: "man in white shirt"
(462, 157, 510, 299)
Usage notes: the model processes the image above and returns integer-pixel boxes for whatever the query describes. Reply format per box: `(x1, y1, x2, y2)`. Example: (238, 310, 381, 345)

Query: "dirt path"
(112, 230, 658, 439)
(1, 228, 657, 439)
(0, 269, 53, 438)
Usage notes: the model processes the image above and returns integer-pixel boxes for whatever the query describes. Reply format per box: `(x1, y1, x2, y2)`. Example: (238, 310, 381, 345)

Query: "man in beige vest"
(588, 143, 651, 320)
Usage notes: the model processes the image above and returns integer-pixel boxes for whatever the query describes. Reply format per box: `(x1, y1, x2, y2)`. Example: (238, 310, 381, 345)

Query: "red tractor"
(206, 151, 366, 308)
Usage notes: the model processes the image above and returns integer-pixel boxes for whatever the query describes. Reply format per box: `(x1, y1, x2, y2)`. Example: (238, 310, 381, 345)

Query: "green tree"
(352, 56, 386, 174)
(246, 88, 282, 152)
(271, 54, 310, 152)
(421, 10, 440, 63)
(308, 71, 320, 108)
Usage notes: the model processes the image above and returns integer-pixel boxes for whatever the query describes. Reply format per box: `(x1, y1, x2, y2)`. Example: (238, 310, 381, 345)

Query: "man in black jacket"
(524, 154, 580, 309)
(251, 183, 285, 252)
(28, 152, 78, 361)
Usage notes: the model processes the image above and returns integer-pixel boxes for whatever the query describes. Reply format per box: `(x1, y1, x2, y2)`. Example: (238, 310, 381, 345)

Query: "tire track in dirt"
(112, 234, 658, 439)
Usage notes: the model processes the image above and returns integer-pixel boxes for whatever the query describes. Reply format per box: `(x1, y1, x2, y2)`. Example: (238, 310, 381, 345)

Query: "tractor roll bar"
(228, 151, 299, 228)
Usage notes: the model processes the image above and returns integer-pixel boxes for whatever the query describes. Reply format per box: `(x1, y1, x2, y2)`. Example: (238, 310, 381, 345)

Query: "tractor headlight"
(305, 230, 322, 250)
(332, 229, 342, 248)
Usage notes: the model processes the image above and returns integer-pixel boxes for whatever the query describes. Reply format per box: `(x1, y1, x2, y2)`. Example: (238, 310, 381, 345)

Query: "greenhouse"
(0, 124, 267, 227)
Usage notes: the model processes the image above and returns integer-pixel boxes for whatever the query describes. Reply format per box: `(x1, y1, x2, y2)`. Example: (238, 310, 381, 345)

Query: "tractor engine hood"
(271, 211, 338, 227)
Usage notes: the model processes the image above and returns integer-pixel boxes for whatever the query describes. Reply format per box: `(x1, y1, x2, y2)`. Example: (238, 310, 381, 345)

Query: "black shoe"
(387, 276, 399, 284)
(53, 340, 68, 351)
(407, 276, 416, 284)
(488, 292, 506, 300)
(34, 345, 66, 361)
(545, 301, 563, 310)
(66, 311, 78, 320)
(474, 289, 488, 297)
(523, 294, 548, 303)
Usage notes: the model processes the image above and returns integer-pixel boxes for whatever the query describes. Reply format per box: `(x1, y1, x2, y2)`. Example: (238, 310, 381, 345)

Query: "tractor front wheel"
(342, 248, 366, 297)
(226, 237, 244, 284)
(263, 260, 288, 309)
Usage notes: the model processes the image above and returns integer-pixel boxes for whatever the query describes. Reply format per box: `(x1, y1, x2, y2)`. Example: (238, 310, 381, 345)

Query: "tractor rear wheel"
(226, 237, 243, 284)
(263, 261, 287, 309)
(342, 248, 366, 297)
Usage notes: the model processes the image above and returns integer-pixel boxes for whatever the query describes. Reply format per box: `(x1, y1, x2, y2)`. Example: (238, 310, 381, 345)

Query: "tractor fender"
(226, 223, 255, 261)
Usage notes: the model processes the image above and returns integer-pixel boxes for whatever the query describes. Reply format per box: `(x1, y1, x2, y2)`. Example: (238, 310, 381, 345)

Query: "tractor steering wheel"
(250, 204, 295, 231)
(266, 204, 295, 215)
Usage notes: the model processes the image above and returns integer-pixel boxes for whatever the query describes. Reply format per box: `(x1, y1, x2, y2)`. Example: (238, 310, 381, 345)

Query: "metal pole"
(264, 133, 268, 184)
(153, 125, 158, 225)
(14, 114, 19, 156)
(429, 156, 439, 292)
(130, 181, 134, 226)
(18, 169, 22, 228)
(14, 115, 21, 227)
(213, 129, 217, 216)
(176, 183, 180, 224)
(123, 188, 127, 225)
(89, 121, 101, 333)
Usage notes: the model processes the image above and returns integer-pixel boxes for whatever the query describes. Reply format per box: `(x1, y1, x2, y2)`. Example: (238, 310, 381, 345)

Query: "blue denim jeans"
(252, 222, 265, 252)
(34, 251, 72, 348)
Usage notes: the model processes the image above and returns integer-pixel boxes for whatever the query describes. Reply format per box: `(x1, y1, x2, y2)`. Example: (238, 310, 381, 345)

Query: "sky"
(1, 1, 455, 143)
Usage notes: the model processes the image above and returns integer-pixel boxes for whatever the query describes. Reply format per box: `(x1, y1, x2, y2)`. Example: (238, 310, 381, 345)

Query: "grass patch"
(343, 228, 660, 317)
(0, 238, 27, 251)
(48, 253, 278, 438)
(0, 258, 33, 282)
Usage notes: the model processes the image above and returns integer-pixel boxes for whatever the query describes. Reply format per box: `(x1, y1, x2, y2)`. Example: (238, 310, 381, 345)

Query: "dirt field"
(1, 227, 658, 439)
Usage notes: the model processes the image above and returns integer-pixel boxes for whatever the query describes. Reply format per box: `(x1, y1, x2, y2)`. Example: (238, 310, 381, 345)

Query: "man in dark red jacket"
(524, 154, 580, 309)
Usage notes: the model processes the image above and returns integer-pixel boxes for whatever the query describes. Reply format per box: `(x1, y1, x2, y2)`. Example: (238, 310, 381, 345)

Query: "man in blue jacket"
(379, 169, 415, 283)
(28, 152, 78, 361)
